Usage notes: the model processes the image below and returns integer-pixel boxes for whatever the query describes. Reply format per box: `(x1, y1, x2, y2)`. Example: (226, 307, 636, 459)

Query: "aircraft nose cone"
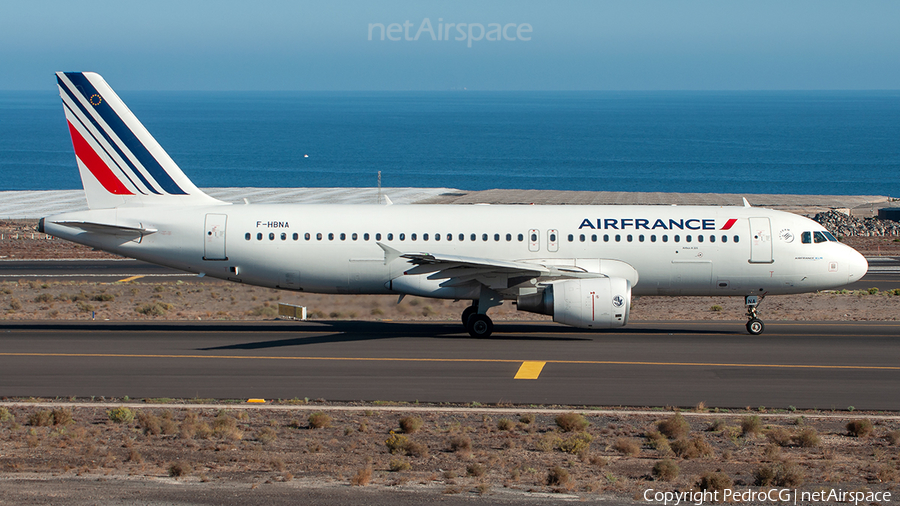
(847, 249, 868, 283)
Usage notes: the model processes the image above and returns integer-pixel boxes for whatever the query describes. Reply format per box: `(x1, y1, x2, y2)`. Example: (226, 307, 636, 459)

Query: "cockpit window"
(801, 232, 811, 244)
(813, 231, 828, 243)
(823, 231, 838, 242)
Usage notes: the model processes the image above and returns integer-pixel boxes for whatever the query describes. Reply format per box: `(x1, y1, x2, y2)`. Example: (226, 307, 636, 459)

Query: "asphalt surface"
(2, 257, 899, 289)
(1, 320, 898, 411)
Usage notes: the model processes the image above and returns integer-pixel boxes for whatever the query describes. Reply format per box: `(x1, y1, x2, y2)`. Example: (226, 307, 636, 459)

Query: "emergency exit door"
(204, 213, 228, 260)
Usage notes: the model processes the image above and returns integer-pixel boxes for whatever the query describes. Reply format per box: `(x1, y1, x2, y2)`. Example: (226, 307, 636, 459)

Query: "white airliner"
(40, 72, 868, 336)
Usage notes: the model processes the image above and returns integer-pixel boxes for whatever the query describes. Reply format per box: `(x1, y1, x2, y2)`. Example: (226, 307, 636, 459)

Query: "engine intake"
(517, 277, 631, 329)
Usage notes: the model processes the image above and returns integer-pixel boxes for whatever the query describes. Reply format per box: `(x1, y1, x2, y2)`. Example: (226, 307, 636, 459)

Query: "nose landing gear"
(745, 294, 766, 335)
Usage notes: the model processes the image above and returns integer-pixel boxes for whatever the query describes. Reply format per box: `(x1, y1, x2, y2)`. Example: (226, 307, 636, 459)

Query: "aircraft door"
(748, 217, 773, 263)
(204, 213, 228, 260)
(528, 229, 540, 252)
(548, 229, 559, 252)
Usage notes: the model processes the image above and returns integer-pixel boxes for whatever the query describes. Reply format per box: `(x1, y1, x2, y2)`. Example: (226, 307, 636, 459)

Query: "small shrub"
(657, 413, 690, 439)
(741, 415, 762, 435)
(137, 302, 171, 316)
(519, 413, 535, 425)
(535, 433, 560, 452)
(138, 412, 162, 435)
(399, 415, 423, 434)
(351, 466, 373, 486)
(612, 437, 640, 456)
(555, 412, 589, 432)
(794, 427, 820, 448)
(49, 409, 73, 426)
(389, 458, 411, 472)
(92, 293, 115, 301)
(27, 410, 53, 427)
(308, 412, 331, 429)
(671, 436, 714, 459)
(646, 430, 671, 454)
(546, 466, 570, 487)
(497, 418, 515, 431)
(652, 459, 680, 481)
(778, 461, 805, 487)
(710, 305, 723, 312)
(708, 418, 726, 432)
(847, 419, 873, 437)
(466, 463, 485, 477)
(9, 298, 21, 310)
(107, 406, 135, 424)
(887, 430, 900, 445)
(168, 461, 192, 478)
(0, 407, 12, 423)
(448, 435, 472, 453)
(754, 465, 777, 486)
(248, 305, 278, 317)
(405, 440, 429, 458)
(698, 471, 732, 492)
(33, 293, 53, 303)
(257, 427, 277, 444)
(868, 287, 880, 295)
(75, 301, 93, 313)
(558, 432, 593, 455)
(385, 431, 410, 454)
(766, 426, 793, 447)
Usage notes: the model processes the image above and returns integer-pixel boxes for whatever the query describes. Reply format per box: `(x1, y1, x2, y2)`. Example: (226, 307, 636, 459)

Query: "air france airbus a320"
(41, 72, 869, 337)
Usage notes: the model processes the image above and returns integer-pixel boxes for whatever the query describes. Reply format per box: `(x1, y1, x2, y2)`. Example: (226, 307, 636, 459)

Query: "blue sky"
(2, 0, 898, 90)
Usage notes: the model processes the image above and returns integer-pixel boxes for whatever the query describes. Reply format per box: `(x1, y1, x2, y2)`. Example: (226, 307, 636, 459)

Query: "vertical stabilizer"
(56, 72, 224, 209)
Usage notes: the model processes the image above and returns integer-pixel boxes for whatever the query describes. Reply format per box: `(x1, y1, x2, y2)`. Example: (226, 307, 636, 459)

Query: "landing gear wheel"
(466, 313, 494, 338)
(461, 305, 477, 326)
(746, 318, 764, 335)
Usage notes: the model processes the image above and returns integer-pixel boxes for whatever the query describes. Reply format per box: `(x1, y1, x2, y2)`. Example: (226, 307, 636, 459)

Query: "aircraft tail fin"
(56, 72, 224, 210)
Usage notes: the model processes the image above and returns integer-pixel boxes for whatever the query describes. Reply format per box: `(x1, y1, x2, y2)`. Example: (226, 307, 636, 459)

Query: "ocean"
(1, 90, 898, 196)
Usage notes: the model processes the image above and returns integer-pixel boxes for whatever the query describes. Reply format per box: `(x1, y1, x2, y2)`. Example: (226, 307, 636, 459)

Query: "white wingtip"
(384, 195, 393, 205)
(742, 197, 751, 208)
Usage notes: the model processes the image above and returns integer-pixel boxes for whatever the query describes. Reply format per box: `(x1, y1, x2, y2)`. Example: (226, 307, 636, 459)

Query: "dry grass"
(657, 413, 690, 439)
(846, 419, 874, 437)
(652, 459, 680, 481)
(555, 412, 589, 432)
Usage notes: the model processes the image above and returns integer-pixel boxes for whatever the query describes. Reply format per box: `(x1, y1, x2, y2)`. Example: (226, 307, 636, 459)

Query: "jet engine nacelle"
(517, 277, 631, 329)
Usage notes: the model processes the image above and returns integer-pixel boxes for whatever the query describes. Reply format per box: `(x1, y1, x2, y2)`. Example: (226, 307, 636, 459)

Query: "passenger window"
(400, 233, 406, 241)
(603, 234, 609, 242)
(697, 235, 703, 243)
(281, 233, 287, 240)
(579, 234, 585, 242)
(482, 234, 488, 241)
(709, 235, 715, 243)
(615, 234, 621, 242)
(627, 234, 633, 242)
(328, 233, 334, 241)
(674, 235, 680, 243)
(245, 233, 251, 241)
(305, 233, 311, 240)
(567, 234, 573, 242)
(471, 234, 476, 241)
(447, 233, 453, 241)
(257, 233, 263, 241)
(685, 235, 691, 243)
(364, 233, 369, 241)
(506, 233, 512, 241)
(340, 233, 346, 241)
(550, 233, 557, 242)
(733, 235, 740, 243)
(352, 233, 358, 241)
(824, 231, 837, 242)
(316, 233, 322, 241)
(530, 233, 537, 242)
(411, 233, 416, 241)
(269, 233, 276, 241)
(376, 233, 382, 241)
(494, 233, 500, 241)
(721, 235, 727, 243)
(650, 235, 656, 242)
(662, 235, 668, 242)
(639, 234, 644, 242)
(813, 231, 827, 243)
(518, 233, 523, 242)
(387, 233, 393, 241)
(293, 233, 299, 240)
(423, 233, 428, 241)
(433, 233, 439, 241)
(592, 234, 597, 242)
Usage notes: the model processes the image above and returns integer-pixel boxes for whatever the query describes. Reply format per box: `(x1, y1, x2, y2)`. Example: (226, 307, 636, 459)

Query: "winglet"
(742, 197, 751, 208)
(384, 195, 393, 205)
(376, 242, 402, 265)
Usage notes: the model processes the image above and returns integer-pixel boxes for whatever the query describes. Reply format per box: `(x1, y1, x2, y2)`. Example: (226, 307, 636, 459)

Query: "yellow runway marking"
(514, 361, 546, 379)
(1, 352, 899, 372)
(116, 275, 144, 283)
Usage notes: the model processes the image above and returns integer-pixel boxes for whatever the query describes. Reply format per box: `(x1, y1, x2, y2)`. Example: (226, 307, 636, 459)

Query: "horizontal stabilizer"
(52, 220, 157, 236)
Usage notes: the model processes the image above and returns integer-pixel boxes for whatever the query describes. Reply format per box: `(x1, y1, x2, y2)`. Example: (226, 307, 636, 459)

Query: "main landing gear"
(462, 301, 494, 338)
(745, 294, 766, 335)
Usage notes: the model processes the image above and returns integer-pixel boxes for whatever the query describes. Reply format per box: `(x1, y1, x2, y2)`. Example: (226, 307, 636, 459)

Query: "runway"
(2, 257, 899, 289)
(1, 320, 898, 410)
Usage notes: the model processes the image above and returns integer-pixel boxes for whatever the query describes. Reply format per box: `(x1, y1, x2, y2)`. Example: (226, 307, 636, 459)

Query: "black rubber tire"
(746, 318, 765, 335)
(466, 313, 494, 338)
(461, 305, 477, 326)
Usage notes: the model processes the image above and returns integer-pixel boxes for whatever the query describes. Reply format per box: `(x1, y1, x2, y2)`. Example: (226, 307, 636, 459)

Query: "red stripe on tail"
(67, 121, 132, 195)
(720, 218, 738, 230)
